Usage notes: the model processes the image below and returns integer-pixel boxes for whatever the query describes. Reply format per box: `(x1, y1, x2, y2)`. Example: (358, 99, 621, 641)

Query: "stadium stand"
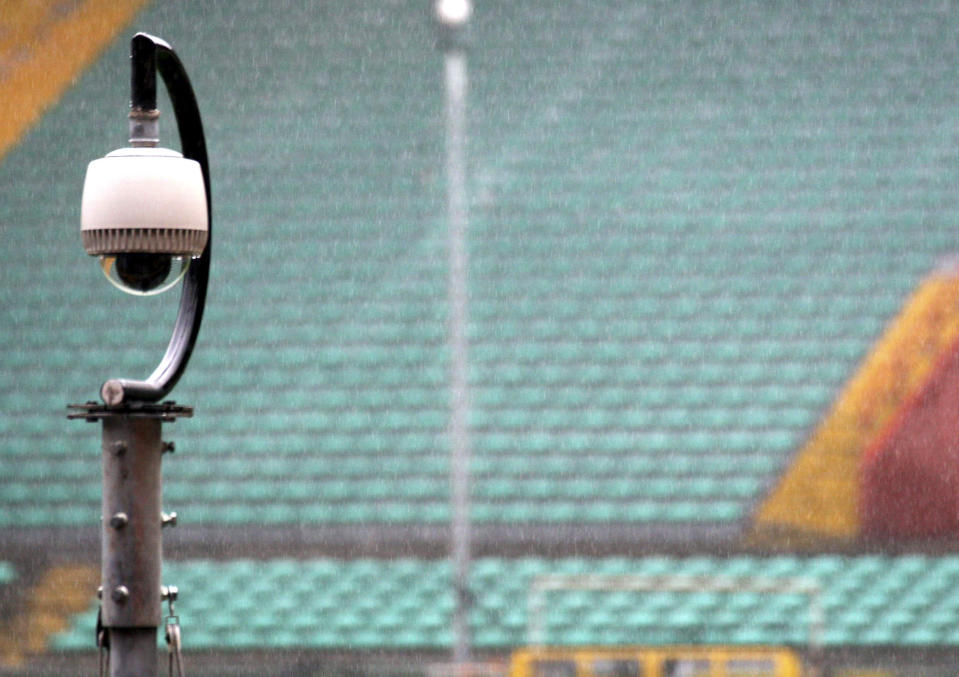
(4, 0, 959, 675)
(4, 2, 959, 550)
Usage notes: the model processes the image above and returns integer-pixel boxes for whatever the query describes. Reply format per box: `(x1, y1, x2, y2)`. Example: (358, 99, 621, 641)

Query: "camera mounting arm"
(100, 33, 211, 406)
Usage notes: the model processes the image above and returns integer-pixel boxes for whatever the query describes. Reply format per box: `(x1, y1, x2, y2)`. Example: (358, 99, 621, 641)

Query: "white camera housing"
(81, 147, 208, 295)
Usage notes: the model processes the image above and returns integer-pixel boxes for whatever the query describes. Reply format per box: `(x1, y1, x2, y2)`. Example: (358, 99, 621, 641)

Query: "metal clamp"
(161, 585, 179, 605)
(163, 586, 184, 676)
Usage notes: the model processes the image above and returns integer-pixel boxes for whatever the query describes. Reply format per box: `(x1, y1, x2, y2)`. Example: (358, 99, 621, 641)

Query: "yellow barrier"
(510, 646, 803, 677)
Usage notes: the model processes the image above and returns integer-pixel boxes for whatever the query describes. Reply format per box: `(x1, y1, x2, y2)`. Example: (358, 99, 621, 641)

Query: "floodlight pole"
(69, 32, 210, 677)
(436, 0, 473, 666)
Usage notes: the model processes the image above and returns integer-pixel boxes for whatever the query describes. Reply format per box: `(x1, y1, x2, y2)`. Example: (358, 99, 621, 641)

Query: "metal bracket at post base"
(68, 401, 194, 422)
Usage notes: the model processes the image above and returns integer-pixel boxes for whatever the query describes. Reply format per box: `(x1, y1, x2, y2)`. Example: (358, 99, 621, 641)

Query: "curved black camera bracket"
(100, 33, 211, 406)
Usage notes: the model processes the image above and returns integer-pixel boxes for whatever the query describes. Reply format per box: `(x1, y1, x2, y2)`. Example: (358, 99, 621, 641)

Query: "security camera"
(81, 146, 208, 295)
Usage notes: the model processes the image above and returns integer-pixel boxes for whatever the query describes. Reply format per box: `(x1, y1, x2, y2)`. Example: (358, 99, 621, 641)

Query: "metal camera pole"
(69, 33, 211, 677)
(69, 403, 190, 677)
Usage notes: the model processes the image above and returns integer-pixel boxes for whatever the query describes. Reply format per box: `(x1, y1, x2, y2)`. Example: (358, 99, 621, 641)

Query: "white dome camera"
(81, 146, 208, 295)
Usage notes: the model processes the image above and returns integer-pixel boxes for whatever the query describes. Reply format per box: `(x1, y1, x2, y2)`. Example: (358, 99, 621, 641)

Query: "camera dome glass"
(99, 253, 189, 296)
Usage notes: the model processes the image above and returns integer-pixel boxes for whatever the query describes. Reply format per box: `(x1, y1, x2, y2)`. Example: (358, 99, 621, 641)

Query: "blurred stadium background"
(4, 1, 959, 675)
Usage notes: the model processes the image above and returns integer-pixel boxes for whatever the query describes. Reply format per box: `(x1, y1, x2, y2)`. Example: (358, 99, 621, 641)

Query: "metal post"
(446, 45, 472, 666)
(437, 0, 473, 664)
(106, 629, 159, 677)
(101, 414, 163, 677)
(70, 402, 191, 677)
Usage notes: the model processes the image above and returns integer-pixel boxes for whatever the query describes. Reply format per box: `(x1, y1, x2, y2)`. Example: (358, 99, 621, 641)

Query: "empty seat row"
(0, 487, 768, 528)
(47, 555, 959, 651)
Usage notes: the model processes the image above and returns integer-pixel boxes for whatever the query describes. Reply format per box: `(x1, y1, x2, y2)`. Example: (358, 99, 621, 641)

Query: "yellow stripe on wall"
(0, 0, 151, 161)
(0, 564, 99, 667)
(748, 264, 959, 549)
